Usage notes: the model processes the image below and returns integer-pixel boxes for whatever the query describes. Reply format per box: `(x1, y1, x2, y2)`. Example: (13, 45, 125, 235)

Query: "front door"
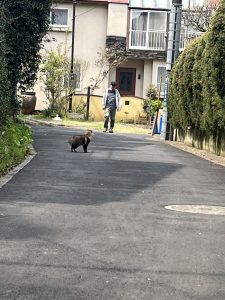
(116, 68, 136, 96)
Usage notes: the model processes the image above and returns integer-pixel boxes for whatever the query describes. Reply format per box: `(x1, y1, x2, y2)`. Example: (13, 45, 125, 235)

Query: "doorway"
(116, 68, 136, 96)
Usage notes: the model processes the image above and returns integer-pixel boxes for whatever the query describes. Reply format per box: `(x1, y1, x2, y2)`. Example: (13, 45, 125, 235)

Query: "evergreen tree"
(202, 0, 225, 133)
(1, 0, 52, 113)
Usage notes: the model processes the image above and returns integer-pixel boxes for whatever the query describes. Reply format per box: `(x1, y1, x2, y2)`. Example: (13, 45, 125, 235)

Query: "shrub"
(201, 0, 225, 134)
(169, 0, 225, 136)
(0, 119, 33, 176)
(192, 34, 207, 130)
(0, 56, 11, 128)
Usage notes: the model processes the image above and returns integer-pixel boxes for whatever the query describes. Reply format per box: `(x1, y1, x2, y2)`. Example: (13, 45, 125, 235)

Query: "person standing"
(102, 81, 122, 133)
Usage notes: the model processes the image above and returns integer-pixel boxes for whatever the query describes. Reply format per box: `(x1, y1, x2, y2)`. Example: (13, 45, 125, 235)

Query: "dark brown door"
(116, 68, 136, 96)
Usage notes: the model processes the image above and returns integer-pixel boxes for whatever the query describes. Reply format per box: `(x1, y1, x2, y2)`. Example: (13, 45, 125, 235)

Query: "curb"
(0, 147, 37, 189)
(18, 116, 63, 128)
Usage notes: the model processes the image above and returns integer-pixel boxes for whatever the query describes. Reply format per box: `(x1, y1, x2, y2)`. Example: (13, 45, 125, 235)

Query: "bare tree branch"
(182, 0, 219, 32)
(90, 42, 127, 93)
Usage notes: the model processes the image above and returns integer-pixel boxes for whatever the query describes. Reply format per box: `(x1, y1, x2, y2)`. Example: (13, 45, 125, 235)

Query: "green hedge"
(169, 0, 225, 136)
(0, 56, 11, 128)
(0, 120, 33, 176)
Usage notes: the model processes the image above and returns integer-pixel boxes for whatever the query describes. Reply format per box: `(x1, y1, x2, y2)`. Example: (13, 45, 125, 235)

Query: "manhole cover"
(165, 205, 225, 216)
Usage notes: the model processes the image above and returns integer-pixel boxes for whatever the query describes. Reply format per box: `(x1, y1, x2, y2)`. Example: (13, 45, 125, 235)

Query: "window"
(130, 10, 167, 50)
(183, 0, 205, 9)
(51, 8, 68, 27)
(63, 64, 81, 91)
(74, 64, 81, 91)
(116, 68, 136, 96)
(130, 0, 171, 9)
(157, 66, 166, 96)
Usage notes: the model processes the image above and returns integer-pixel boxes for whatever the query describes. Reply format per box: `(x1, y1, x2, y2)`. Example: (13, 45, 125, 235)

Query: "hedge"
(169, 0, 225, 136)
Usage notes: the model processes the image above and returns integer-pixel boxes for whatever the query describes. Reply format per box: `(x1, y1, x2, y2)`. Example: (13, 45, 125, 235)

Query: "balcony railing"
(179, 32, 202, 50)
(129, 29, 202, 51)
(129, 30, 166, 51)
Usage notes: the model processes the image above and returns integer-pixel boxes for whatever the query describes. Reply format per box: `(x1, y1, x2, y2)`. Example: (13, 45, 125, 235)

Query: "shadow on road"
(0, 126, 184, 205)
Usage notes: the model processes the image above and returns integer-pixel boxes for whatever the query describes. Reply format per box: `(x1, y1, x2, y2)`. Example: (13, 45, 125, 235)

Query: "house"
(34, 0, 207, 122)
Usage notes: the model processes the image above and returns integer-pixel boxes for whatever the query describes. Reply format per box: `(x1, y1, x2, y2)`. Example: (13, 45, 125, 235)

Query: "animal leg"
(71, 144, 78, 152)
(83, 138, 90, 153)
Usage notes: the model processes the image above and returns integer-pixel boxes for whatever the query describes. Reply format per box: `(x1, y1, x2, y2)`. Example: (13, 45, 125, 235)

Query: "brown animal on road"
(68, 129, 93, 153)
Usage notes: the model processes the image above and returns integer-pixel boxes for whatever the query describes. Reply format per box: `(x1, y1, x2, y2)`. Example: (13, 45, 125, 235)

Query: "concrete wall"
(72, 94, 146, 122)
(174, 129, 225, 157)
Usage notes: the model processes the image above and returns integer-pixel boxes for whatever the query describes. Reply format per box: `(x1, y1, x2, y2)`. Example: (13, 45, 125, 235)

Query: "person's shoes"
(103, 128, 108, 132)
(109, 129, 113, 133)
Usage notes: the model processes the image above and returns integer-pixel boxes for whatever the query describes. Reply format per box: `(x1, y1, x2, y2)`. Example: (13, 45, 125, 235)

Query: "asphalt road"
(0, 125, 225, 300)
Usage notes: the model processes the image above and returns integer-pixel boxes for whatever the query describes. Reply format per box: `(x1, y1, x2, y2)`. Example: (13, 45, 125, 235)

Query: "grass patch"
(0, 120, 33, 176)
(29, 114, 151, 135)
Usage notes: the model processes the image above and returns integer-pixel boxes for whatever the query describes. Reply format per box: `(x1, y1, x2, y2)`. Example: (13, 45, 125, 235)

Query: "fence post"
(86, 86, 91, 120)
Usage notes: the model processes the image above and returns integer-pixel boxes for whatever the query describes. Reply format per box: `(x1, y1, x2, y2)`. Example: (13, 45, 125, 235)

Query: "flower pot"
(21, 92, 37, 115)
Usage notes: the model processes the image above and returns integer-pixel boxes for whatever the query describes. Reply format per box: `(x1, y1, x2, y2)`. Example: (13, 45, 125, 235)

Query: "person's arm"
(102, 89, 107, 109)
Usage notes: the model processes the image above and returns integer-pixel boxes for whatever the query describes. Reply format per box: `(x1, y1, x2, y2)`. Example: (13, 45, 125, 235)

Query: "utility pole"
(160, 0, 182, 140)
(69, 0, 77, 113)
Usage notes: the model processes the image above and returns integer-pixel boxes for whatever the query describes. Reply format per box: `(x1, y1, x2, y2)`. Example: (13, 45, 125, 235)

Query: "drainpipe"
(69, 0, 77, 113)
(160, 0, 182, 140)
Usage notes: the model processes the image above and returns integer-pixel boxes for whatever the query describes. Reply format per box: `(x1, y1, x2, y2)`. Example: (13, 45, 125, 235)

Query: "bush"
(0, 119, 33, 176)
(0, 56, 11, 128)
(145, 85, 162, 117)
(169, 0, 225, 136)
(169, 48, 190, 129)
(192, 34, 207, 130)
(201, 0, 225, 134)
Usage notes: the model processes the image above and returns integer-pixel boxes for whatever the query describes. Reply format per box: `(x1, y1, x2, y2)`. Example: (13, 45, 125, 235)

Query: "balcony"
(129, 29, 202, 51)
(179, 31, 203, 50)
(129, 30, 166, 51)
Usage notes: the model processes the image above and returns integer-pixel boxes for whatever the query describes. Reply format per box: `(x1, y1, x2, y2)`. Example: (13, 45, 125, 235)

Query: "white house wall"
(143, 60, 153, 99)
(34, 1, 170, 111)
(34, 2, 108, 110)
(107, 3, 128, 37)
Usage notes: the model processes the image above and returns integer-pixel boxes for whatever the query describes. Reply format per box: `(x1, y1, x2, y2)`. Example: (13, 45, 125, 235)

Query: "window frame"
(74, 63, 82, 92)
(50, 7, 69, 28)
(129, 9, 167, 50)
(156, 65, 166, 97)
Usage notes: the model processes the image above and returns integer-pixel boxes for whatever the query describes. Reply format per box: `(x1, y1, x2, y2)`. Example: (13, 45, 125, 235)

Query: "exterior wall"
(108, 58, 163, 100)
(115, 59, 144, 98)
(175, 129, 225, 157)
(72, 94, 145, 122)
(33, 0, 168, 112)
(34, 2, 108, 110)
(107, 3, 128, 37)
(143, 60, 153, 99)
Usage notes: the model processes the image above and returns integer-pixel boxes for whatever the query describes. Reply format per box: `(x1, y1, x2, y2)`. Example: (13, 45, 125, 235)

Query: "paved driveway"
(0, 126, 225, 300)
